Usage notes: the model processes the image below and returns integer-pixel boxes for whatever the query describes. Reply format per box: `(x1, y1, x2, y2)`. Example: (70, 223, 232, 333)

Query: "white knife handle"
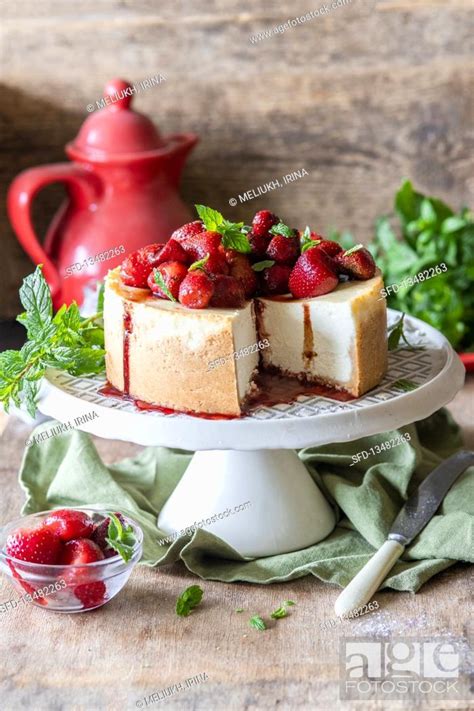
(334, 539, 405, 617)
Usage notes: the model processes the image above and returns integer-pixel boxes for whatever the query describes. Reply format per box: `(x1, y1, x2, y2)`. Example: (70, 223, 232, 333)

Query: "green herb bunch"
(334, 180, 474, 350)
(0, 267, 105, 417)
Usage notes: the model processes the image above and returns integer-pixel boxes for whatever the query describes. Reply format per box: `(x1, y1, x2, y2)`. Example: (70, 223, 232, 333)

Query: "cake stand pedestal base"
(157, 449, 335, 558)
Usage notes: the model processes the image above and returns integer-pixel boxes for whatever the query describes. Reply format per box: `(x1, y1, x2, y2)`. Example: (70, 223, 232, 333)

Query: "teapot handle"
(7, 164, 101, 306)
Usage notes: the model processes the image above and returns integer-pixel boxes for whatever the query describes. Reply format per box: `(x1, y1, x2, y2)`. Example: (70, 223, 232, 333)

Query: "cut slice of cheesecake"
(104, 269, 259, 416)
(255, 273, 387, 397)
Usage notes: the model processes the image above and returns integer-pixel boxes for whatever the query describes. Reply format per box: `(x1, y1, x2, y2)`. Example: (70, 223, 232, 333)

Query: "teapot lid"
(68, 78, 166, 158)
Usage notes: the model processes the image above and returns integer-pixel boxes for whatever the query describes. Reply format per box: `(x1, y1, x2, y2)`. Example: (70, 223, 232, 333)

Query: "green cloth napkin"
(17, 409, 473, 592)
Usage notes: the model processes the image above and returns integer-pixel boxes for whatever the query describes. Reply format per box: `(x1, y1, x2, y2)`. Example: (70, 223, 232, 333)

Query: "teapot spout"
(165, 133, 198, 187)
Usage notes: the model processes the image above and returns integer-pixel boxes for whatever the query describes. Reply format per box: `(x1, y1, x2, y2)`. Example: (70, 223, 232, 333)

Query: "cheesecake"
(103, 206, 388, 415)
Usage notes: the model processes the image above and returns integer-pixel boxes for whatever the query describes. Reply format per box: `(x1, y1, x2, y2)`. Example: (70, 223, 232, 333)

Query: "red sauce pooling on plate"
(122, 304, 133, 394)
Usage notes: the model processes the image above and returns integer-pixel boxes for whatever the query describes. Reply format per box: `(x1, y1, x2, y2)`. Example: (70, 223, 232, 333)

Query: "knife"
(334, 449, 474, 617)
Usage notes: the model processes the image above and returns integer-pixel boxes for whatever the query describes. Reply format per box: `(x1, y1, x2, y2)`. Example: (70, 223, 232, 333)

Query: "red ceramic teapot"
(7, 78, 198, 309)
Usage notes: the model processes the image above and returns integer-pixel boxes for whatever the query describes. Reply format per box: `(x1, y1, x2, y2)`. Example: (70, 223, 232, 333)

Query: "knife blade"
(388, 449, 474, 546)
(334, 449, 474, 617)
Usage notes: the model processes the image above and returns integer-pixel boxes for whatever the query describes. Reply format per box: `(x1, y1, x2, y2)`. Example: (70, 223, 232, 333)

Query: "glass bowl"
(0, 507, 143, 613)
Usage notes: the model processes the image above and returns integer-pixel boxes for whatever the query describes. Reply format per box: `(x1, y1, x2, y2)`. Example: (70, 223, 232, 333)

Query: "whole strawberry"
(178, 271, 214, 309)
(289, 248, 339, 298)
(260, 264, 292, 295)
(155, 239, 189, 265)
(335, 245, 376, 280)
(252, 210, 279, 236)
(171, 220, 204, 244)
(148, 261, 188, 300)
(74, 581, 107, 609)
(180, 231, 223, 261)
(120, 244, 163, 288)
(226, 251, 258, 297)
(43, 509, 94, 542)
(6, 527, 62, 564)
(267, 234, 299, 265)
(210, 275, 246, 308)
(248, 231, 272, 258)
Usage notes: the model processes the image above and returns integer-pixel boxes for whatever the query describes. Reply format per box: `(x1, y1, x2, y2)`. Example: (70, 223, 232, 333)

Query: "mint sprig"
(0, 267, 105, 417)
(195, 204, 251, 254)
(105, 513, 137, 563)
(249, 615, 266, 631)
(388, 313, 414, 351)
(300, 226, 320, 254)
(176, 585, 203, 617)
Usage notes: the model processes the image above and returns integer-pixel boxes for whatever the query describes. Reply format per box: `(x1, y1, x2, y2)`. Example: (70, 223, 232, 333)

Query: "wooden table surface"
(0, 376, 472, 710)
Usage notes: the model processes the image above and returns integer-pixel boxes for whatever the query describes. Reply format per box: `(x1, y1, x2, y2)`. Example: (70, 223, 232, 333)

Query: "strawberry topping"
(43, 509, 94, 542)
(252, 210, 279, 236)
(120, 244, 164, 288)
(289, 248, 339, 298)
(178, 271, 215, 309)
(148, 261, 188, 300)
(5, 527, 62, 564)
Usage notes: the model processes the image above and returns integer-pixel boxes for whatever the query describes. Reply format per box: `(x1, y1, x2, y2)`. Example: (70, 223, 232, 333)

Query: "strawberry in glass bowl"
(0, 507, 143, 613)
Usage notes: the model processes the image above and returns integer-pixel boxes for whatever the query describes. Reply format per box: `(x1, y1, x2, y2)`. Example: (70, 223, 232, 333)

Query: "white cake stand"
(36, 311, 465, 557)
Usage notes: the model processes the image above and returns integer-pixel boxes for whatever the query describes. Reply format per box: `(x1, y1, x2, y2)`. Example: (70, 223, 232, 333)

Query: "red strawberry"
(202, 251, 229, 276)
(178, 271, 214, 309)
(180, 231, 222, 261)
(6, 559, 47, 605)
(226, 252, 258, 297)
(155, 239, 189, 265)
(252, 210, 279, 237)
(267, 234, 299, 265)
(315, 240, 343, 259)
(260, 264, 292, 295)
(210, 275, 246, 308)
(171, 220, 204, 244)
(59, 538, 105, 566)
(92, 513, 126, 558)
(74, 581, 107, 610)
(335, 246, 376, 280)
(248, 230, 272, 258)
(5, 527, 62, 564)
(289, 248, 339, 298)
(42, 509, 94, 542)
(120, 244, 164, 288)
(148, 261, 188, 300)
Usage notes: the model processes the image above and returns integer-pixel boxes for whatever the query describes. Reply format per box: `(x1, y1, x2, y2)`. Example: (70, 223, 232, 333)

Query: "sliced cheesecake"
(105, 269, 259, 415)
(255, 273, 387, 397)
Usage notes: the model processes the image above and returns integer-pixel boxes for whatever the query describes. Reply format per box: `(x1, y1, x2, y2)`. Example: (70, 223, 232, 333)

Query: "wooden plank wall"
(0, 0, 472, 318)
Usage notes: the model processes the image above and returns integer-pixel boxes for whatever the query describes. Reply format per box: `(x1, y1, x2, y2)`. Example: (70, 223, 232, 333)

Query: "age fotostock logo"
(340, 637, 467, 701)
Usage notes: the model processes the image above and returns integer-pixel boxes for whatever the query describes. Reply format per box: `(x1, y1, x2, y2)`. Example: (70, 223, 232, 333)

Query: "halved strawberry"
(59, 538, 105, 565)
(178, 271, 214, 309)
(260, 264, 292, 295)
(120, 244, 164, 288)
(155, 239, 189, 265)
(91, 513, 127, 559)
(252, 210, 279, 236)
(5, 527, 62, 564)
(226, 252, 258, 297)
(210, 275, 246, 308)
(148, 261, 188, 300)
(289, 248, 339, 298)
(248, 231, 272, 258)
(171, 220, 204, 244)
(42, 509, 94, 542)
(335, 246, 376, 280)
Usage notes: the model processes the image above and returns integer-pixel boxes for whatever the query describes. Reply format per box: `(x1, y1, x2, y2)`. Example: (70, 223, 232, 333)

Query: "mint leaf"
(387, 313, 415, 351)
(154, 270, 177, 302)
(236, 608, 244, 613)
(189, 254, 210, 272)
(300, 226, 319, 253)
(18, 266, 53, 340)
(97, 281, 105, 313)
(284, 600, 296, 606)
(252, 260, 275, 272)
(105, 513, 136, 563)
(270, 222, 294, 238)
(176, 585, 203, 617)
(344, 243, 364, 256)
(270, 606, 288, 619)
(249, 615, 266, 631)
(392, 378, 418, 392)
(195, 204, 224, 231)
